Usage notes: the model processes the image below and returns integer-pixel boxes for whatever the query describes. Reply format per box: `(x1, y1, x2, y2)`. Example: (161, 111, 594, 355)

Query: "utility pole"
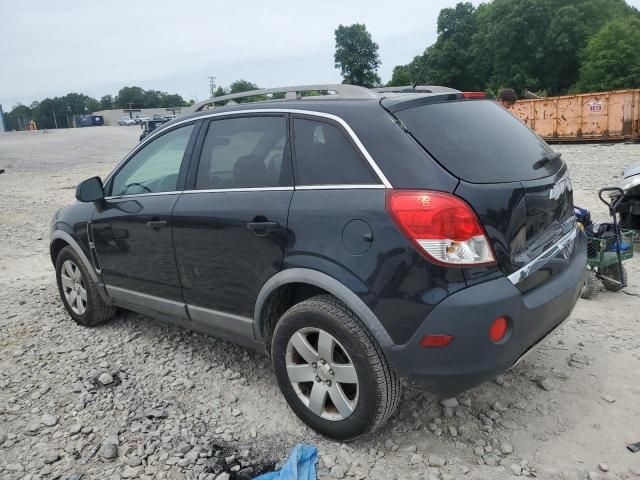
(208, 76, 216, 98)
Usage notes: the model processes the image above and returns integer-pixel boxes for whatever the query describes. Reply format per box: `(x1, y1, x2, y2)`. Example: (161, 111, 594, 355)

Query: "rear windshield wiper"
(533, 151, 562, 169)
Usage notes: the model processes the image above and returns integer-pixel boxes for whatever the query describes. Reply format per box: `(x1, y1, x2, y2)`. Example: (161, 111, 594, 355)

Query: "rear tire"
(55, 246, 116, 326)
(580, 269, 599, 299)
(271, 295, 400, 441)
(600, 264, 628, 292)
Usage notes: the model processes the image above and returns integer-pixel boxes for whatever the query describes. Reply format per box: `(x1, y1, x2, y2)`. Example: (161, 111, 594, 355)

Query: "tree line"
(337, 0, 640, 96)
(3, 87, 191, 131)
(3, 81, 271, 130)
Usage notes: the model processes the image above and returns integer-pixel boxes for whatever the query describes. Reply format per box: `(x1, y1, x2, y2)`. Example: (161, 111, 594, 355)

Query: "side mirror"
(76, 176, 105, 202)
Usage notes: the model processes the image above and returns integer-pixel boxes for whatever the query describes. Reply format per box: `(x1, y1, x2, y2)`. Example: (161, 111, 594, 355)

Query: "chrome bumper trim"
(507, 227, 578, 285)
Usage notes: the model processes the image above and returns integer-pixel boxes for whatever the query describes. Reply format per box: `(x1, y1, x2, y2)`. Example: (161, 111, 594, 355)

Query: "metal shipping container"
(513, 89, 640, 142)
(74, 115, 105, 127)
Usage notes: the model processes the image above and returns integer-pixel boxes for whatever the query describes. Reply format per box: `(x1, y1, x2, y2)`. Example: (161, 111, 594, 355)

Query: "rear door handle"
(146, 220, 167, 230)
(246, 221, 279, 235)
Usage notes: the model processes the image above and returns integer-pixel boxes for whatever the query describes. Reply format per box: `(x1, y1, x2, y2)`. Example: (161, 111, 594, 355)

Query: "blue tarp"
(255, 444, 317, 480)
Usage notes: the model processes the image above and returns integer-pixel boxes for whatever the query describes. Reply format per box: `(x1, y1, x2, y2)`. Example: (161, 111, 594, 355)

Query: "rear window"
(395, 100, 560, 183)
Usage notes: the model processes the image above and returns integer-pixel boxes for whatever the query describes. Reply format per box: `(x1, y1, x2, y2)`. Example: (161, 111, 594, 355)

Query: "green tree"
(387, 53, 428, 87)
(387, 65, 414, 87)
(575, 17, 640, 92)
(99, 95, 114, 110)
(334, 24, 381, 87)
(5, 104, 32, 130)
(115, 86, 147, 108)
(114, 86, 187, 108)
(160, 93, 186, 107)
(213, 86, 227, 97)
(387, 0, 638, 95)
(427, 2, 480, 90)
(142, 89, 163, 108)
(226, 80, 261, 103)
(228, 80, 258, 94)
(469, 0, 635, 94)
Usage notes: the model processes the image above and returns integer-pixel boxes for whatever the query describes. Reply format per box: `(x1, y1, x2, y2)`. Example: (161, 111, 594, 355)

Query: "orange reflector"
(489, 316, 508, 342)
(420, 335, 454, 348)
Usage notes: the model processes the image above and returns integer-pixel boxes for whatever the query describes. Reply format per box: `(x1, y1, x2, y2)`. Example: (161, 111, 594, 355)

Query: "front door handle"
(146, 220, 167, 231)
(246, 221, 279, 235)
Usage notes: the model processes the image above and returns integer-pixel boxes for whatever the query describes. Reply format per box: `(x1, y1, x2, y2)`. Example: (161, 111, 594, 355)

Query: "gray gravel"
(1, 128, 639, 479)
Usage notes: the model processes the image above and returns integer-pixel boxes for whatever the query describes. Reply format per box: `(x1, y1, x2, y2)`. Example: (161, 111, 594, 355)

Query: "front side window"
(195, 116, 290, 189)
(110, 124, 194, 196)
(293, 118, 377, 186)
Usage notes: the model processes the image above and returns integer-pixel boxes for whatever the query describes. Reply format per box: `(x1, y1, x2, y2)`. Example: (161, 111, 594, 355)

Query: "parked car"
(118, 117, 136, 126)
(133, 115, 151, 124)
(50, 84, 586, 441)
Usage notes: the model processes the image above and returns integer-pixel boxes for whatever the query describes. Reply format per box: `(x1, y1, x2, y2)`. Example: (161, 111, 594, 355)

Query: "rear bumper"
(384, 229, 587, 395)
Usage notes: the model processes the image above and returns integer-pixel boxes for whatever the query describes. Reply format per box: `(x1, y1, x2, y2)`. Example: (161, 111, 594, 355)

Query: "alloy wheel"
(285, 327, 359, 421)
(60, 259, 87, 315)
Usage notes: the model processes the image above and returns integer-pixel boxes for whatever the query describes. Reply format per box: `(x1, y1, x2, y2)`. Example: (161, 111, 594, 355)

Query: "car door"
(91, 122, 199, 309)
(172, 114, 293, 336)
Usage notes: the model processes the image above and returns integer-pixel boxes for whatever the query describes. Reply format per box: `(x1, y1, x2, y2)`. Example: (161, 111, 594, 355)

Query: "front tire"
(271, 295, 400, 441)
(55, 246, 115, 326)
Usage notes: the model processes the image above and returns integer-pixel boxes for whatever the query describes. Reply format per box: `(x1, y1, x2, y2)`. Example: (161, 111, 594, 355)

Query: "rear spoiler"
(382, 92, 487, 114)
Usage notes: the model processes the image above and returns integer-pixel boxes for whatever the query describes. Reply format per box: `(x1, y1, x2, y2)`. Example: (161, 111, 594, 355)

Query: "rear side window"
(195, 116, 290, 189)
(293, 118, 377, 185)
(395, 100, 560, 183)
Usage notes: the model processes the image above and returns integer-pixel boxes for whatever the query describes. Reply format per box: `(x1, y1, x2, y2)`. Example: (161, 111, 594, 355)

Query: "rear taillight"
(386, 190, 496, 266)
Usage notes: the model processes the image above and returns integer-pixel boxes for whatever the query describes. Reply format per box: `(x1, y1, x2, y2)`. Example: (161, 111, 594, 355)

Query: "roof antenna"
(412, 50, 432, 89)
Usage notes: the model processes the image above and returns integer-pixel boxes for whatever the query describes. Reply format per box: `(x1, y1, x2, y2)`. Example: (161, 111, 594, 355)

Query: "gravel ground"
(0, 127, 639, 480)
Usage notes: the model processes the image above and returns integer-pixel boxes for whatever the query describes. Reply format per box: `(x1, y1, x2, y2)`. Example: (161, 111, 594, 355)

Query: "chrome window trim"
(506, 227, 578, 285)
(295, 184, 385, 190)
(104, 191, 182, 201)
(182, 187, 294, 194)
(180, 185, 385, 194)
(102, 184, 386, 199)
(104, 109, 393, 188)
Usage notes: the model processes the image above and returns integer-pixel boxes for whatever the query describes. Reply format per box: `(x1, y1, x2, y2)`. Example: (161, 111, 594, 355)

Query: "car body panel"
(91, 194, 183, 301)
(385, 229, 586, 394)
(51, 95, 587, 396)
(172, 189, 294, 318)
(284, 188, 467, 344)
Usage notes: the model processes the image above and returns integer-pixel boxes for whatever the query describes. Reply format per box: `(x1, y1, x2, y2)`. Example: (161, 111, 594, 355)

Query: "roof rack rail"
(186, 84, 378, 113)
(372, 85, 460, 94)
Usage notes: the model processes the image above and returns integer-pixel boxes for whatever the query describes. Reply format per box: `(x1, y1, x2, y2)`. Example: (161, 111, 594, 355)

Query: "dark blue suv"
(50, 84, 586, 440)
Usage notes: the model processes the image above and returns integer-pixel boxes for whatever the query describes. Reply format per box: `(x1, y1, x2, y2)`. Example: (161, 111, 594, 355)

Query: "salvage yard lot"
(1, 127, 639, 480)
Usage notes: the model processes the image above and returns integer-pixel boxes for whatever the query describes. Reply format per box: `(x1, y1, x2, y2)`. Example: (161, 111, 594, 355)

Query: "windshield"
(394, 100, 562, 183)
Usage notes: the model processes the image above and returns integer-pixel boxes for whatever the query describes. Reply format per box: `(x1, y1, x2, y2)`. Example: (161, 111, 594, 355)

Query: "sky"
(1, 0, 639, 110)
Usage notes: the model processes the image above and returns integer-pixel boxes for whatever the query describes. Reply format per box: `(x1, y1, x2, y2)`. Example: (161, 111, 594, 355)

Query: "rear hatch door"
(386, 98, 574, 282)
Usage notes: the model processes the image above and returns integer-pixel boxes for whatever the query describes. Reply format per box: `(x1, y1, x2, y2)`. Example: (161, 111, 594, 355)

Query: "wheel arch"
(50, 230, 100, 284)
(254, 268, 394, 350)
